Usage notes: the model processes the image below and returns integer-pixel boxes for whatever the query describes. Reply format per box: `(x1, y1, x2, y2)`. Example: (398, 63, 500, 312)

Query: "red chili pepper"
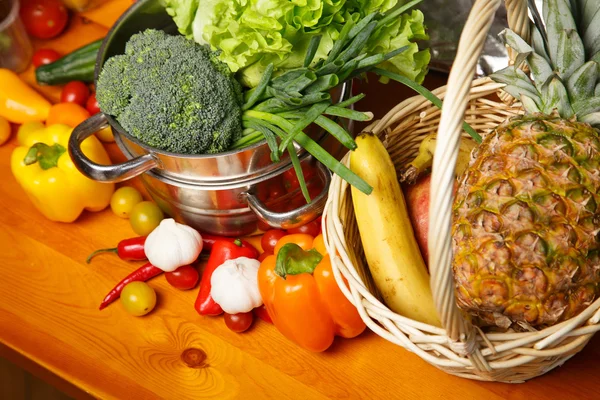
(200, 234, 237, 252)
(254, 305, 273, 324)
(195, 239, 259, 316)
(99, 262, 163, 310)
(87, 234, 237, 264)
(86, 236, 147, 264)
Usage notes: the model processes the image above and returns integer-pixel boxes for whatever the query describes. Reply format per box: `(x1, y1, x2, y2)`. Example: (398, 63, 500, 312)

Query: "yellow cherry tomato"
(120, 282, 156, 316)
(129, 201, 164, 236)
(110, 186, 143, 218)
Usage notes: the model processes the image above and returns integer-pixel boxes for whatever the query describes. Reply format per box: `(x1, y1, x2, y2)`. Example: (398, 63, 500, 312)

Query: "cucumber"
(35, 39, 103, 86)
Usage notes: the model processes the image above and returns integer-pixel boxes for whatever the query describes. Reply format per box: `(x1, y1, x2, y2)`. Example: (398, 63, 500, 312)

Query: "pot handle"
(68, 113, 159, 183)
(244, 162, 331, 230)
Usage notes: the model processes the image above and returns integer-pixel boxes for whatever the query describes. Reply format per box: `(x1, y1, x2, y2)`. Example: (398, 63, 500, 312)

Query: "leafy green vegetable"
(96, 29, 243, 154)
(162, 0, 430, 87)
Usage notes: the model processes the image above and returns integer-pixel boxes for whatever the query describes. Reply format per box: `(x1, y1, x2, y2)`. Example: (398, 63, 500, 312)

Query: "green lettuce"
(162, 0, 430, 87)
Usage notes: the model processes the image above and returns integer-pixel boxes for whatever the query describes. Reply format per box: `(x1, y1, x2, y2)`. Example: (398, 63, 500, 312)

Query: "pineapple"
(452, 0, 600, 328)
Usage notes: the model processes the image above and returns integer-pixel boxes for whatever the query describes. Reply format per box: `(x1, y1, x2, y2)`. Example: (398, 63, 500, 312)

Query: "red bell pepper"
(195, 239, 259, 316)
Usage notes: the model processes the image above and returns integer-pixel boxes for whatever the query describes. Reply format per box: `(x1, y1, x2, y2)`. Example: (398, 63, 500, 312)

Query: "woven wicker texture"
(322, 0, 600, 382)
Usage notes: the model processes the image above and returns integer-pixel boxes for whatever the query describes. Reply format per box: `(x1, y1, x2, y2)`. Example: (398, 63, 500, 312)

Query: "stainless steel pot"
(68, 0, 352, 236)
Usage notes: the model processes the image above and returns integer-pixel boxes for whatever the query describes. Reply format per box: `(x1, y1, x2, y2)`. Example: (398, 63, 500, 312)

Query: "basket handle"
(428, 0, 527, 346)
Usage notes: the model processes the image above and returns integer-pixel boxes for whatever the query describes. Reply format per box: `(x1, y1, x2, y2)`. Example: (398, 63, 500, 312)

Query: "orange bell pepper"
(258, 235, 366, 352)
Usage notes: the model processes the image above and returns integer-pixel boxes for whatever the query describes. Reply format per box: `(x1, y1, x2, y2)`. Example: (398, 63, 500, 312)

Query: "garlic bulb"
(144, 219, 203, 272)
(210, 257, 263, 314)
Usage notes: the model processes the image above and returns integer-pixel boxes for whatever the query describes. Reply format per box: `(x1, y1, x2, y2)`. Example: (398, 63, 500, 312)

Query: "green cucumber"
(35, 39, 103, 86)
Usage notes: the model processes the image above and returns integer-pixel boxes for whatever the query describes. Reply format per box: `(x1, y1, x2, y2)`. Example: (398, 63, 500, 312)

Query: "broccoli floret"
(96, 29, 243, 154)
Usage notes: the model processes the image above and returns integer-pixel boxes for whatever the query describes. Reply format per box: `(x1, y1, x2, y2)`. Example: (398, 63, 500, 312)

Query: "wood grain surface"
(2, 1, 600, 399)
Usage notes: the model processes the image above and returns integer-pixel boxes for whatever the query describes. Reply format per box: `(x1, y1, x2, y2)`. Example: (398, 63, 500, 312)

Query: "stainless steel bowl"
(68, 0, 352, 236)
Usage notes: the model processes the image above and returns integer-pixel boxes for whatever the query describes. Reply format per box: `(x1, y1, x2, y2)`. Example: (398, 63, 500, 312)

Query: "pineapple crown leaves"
(490, 0, 600, 125)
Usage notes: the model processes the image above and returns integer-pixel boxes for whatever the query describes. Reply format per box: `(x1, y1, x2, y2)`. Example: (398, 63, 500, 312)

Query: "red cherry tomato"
(61, 81, 90, 106)
(224, 312, 253, 333)
(254, 305, 273, 324)
(258, 251, 272, 262)
(287, 218, 321, 237)
(20, 0, 69, 40)
(86, 93, 101, 115)
(257, 219, 272, 232)
(261, 229, 287, 254)
(32, 48, 61, 67)
(165, 265, 199, 290)
(282, 162, 318, 192)
(268, 178, 286, 200)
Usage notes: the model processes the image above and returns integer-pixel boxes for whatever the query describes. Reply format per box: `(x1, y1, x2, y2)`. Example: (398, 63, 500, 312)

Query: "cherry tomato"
(253, 305, 273, 324)
(261, 229, 286, 254)
(110, 186, 143, 218)
(86, 93, 101, 115)
(120, 282, 156, 317)
(61, 81, 90, 106)
(129, 201, 164, 236)
(224, 312, 253, 333)
(268, 178, 286, 200)
(282, 162, 317, 192)
(46, 103, 90, 127)
(0, 116, 11, 146)
(274, 234, 314, 255)
(257, 219, 272, 232)
(32, 48, 60, 67)
(287, 218, 321, 237)
(20, 0, 69, 40)
(258, 251, 272, 262)
(165, 265, 199, 290)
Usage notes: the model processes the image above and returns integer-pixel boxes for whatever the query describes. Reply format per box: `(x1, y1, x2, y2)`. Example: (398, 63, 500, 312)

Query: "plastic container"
(0, 0, 32, 73)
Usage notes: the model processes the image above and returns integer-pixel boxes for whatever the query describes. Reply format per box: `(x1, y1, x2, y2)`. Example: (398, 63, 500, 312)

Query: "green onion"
(278, 102, 330, 153)
(243, 63, 274, 111)
(324, 106, 373, 121)
(245, 120, 280, 162)
(335, 93, 366, 108)
(287, 143, 311, 203)
(244, 110, 372, 195)
(314, 115, 357, 150)
(325, 19, 354, 64)
(304, 35, 323, 68)
(373, 67, 482, 143)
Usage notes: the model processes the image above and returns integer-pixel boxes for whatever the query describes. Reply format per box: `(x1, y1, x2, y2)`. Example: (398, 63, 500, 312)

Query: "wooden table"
(2, 2, 600, 399)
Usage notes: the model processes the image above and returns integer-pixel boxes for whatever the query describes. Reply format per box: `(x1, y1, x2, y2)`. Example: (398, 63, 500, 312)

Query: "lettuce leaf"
(162, 0, 429, 86)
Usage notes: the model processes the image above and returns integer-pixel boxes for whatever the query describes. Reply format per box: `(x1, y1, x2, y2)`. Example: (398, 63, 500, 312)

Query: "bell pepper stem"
(275, 243, 323, 279)
(23, 143, 66, 170)
(86, 247, 119, 264)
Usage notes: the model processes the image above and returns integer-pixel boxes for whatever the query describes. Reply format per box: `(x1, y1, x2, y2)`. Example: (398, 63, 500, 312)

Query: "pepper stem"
(23, 143, 66, 170)
(86, 247, 118, 264)
(275, 243, 323, 279)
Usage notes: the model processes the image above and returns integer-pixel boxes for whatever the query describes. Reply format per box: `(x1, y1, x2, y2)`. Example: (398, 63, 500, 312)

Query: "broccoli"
(96, 29, 243, 154)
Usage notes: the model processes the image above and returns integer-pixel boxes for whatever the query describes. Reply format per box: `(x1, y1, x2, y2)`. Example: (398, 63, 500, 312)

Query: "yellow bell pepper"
(0, 69, 51, 123)
(11, 124, 115, 222)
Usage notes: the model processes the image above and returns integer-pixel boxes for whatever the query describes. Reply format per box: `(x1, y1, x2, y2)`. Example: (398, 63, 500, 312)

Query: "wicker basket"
(322, 0, 600, 382)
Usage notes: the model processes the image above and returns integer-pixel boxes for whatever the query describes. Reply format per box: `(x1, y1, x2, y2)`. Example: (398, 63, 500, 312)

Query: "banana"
(400, 133, 476, 183)
(350, 133, 440, 327)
